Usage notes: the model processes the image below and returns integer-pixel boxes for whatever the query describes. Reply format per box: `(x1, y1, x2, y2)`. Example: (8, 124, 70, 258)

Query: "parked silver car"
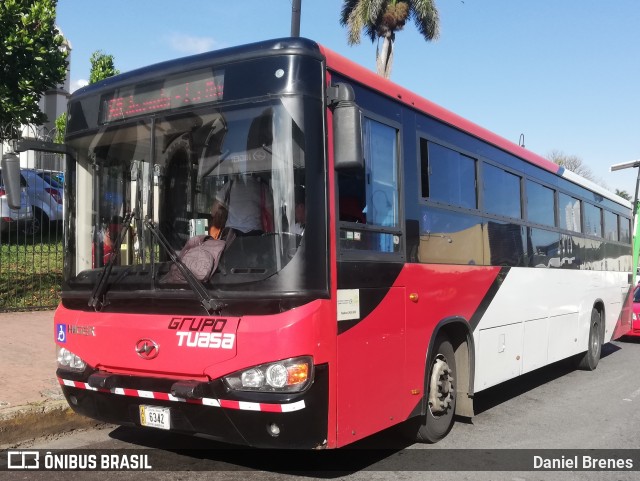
(0, 168, 33, 234)
(20, 168, 64, 234)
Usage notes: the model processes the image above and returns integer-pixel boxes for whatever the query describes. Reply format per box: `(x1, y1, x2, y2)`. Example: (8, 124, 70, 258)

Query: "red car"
(631, 286, 640, 336)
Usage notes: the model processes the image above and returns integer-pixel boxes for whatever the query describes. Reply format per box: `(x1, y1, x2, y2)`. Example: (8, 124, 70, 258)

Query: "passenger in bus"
(208, 199, 228, 240)
(160, 200, 230, 285)
(102, 216, 123, 265)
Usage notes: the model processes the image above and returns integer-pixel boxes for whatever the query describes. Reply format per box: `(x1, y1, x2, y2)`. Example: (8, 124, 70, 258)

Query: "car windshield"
(64, 97, 309, 296)
(634, 287, 640, 303)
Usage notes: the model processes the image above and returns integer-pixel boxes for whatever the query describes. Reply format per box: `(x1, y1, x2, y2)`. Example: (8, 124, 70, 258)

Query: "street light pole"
(611, 159, 640, 285)
(291, 0, 301, 37)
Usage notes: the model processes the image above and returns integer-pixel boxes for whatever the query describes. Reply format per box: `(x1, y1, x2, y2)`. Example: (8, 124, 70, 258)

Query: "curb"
(0, 400, 104, 448)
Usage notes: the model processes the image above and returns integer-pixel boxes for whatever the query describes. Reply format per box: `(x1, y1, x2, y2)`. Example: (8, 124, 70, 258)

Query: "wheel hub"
(428, 356, 454, 415)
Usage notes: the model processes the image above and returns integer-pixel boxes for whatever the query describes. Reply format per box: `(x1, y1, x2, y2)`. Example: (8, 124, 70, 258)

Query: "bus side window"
(337, 116, 399, 253)
(364, 119, 398, 228)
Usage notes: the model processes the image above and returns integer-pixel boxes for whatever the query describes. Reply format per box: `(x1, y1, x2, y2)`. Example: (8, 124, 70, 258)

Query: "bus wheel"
(577, 308, 602, 371)
(416, 334, 457, 443)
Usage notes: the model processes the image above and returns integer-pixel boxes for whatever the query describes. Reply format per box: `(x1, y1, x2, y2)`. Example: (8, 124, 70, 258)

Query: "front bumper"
(58, 364, 328, 449)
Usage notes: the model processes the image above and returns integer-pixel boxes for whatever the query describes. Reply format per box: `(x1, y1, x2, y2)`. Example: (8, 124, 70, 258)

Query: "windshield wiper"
(89, 211, 135, 311)
(143, 218, 226, 315)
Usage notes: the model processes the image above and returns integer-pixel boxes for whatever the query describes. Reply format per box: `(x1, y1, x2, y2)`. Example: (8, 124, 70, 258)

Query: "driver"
(221, 176, 273, 236)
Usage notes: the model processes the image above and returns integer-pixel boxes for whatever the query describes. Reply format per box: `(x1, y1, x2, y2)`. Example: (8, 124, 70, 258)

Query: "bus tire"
(577, 308, 602, 371)
(416, 334, 457, 443)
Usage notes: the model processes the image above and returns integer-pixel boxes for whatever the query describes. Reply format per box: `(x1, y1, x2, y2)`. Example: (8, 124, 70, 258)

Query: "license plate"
(139, 405, 170, 430)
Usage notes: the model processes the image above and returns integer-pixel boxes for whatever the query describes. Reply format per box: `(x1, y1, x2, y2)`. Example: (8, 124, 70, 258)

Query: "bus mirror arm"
(328, 83, 364, 171)
(14, 139, 75, 157)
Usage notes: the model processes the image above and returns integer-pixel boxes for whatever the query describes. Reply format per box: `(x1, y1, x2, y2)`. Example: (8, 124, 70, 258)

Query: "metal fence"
(1, 123, 64, 311)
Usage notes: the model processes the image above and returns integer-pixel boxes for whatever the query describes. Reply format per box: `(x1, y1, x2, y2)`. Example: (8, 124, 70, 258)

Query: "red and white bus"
(49, 38, 632, 448)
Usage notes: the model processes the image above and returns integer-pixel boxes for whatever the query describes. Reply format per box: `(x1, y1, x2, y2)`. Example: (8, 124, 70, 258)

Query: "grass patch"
(0, 235, 63, 310)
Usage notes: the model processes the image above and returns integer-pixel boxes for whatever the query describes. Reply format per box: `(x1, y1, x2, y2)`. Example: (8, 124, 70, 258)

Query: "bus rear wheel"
(416, 334, 457, 443)
(576, 308, 602, 371)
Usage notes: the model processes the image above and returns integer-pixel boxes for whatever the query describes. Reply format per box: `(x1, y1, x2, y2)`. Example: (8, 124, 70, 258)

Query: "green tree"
(89, 50, 119, 84)
(340, 0, 439, 78)
(53, 111, 65, 144)
(54, 51, 119, 143)
(0, 0, 68, 139)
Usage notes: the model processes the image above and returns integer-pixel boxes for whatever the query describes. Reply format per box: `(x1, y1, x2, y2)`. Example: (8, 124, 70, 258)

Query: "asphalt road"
(5, 337, 640, 481)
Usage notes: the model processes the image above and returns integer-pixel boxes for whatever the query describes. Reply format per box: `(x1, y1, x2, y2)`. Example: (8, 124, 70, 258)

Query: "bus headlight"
(57, 347, 87, 371)
(223, 356, 313, 393)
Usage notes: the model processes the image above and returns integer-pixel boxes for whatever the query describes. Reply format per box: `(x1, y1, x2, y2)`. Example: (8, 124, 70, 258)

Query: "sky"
(55, 0, 640, 197)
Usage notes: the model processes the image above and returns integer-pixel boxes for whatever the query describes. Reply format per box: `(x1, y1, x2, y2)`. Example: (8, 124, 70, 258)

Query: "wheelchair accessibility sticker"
(56, 324, 67, 343)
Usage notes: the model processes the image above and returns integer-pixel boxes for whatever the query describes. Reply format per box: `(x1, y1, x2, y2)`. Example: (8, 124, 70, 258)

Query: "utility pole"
(291, 0, 301, 37)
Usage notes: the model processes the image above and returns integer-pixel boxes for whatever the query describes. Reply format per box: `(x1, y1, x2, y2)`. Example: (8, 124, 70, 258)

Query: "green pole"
(633, 200, 640, 286)
(632, 165, 640, 287)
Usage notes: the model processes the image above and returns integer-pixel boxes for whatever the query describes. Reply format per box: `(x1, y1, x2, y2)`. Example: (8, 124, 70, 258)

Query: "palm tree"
(615, 189, 632, 201)
(340, 0, 439, 78)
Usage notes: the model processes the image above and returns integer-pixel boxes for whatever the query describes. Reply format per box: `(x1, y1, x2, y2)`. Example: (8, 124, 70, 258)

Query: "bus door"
(334, 113, 407, 445)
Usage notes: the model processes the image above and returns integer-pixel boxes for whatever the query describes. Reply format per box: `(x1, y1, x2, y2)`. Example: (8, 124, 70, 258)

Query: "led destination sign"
(100, 68, 224, 123)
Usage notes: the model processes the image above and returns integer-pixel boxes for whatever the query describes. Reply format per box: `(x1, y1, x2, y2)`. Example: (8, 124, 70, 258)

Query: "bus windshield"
(64, 97, 312, 301)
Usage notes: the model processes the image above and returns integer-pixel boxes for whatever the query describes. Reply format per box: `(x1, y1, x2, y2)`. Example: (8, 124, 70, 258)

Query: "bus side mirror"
(329, 83, 363, 171)
(1, 153, 22, 210)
